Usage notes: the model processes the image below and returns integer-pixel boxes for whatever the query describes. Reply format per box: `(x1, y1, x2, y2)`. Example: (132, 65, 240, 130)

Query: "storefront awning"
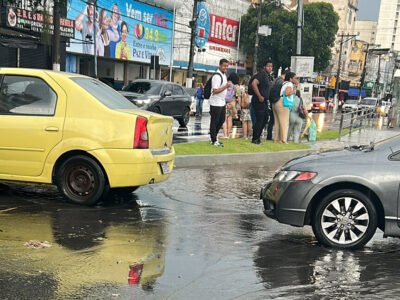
(0, 28, 38, 49)
(348, 87, 367, 97)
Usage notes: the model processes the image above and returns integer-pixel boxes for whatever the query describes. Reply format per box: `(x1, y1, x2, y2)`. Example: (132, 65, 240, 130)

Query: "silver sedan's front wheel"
(312, 189, 378, 250)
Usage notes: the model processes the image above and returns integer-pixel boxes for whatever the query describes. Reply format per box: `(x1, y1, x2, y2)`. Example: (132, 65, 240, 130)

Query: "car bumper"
(260, 180, 314, 227)
(90, 147, 175, 188)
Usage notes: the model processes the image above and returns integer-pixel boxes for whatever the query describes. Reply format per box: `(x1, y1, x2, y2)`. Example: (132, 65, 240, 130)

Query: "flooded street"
(1, 166, 400, 299)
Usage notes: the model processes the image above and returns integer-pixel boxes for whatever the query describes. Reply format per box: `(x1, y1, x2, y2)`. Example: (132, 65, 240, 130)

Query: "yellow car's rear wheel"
(56, 155, 108, 205)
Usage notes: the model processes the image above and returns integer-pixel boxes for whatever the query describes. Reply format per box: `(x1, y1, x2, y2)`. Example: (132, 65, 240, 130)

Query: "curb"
(175, 149, 318, 169)
(174, 130, 400, 169)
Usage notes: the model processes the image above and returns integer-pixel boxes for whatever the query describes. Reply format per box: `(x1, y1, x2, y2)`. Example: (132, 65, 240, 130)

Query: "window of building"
(0, 76, 57, 116)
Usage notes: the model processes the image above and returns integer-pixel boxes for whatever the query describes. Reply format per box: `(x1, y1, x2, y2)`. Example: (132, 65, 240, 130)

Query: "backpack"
(269, 78, 284, 103)
(298, 98, 306, 119)
(203, 73, 223, 100)
(247, 73, 258, 96)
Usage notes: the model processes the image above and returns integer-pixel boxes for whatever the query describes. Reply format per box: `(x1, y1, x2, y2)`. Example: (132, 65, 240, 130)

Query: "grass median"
(174, 138, 310, 155)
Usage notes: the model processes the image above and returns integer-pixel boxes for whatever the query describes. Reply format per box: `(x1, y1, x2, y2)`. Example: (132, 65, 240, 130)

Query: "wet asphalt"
(1, 166, 400, 299)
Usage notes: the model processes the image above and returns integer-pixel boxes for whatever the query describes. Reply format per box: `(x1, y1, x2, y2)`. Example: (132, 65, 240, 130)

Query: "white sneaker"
(211, 141, 224, 147)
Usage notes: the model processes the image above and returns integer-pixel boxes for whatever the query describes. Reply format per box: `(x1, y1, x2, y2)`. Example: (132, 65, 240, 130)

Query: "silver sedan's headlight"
(274, 171, 317, 182)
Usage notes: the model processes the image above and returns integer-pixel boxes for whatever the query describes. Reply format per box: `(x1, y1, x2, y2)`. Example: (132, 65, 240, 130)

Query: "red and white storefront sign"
(209, 14, 239, 47)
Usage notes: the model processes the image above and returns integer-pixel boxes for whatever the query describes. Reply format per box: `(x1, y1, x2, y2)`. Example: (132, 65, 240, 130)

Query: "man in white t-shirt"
(209, 58, 231, 146)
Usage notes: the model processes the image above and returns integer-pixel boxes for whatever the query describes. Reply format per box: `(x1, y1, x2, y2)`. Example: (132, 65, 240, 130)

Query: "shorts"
(226, 102, 236, 118)
(241, 108, 251, 121)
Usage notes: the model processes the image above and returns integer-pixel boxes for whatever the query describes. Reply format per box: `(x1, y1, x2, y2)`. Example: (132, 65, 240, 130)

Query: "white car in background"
(342, 99, 359, 113)
(185, 87, 210, 116)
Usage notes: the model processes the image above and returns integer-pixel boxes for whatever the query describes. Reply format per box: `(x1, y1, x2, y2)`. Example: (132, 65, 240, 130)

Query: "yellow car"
(0, 68, 175, 205)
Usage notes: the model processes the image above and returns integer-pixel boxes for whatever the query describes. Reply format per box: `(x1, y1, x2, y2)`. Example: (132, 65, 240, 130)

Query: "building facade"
(376, 0, 400, 51)
(172, 0, 250, 86)
(354, 20, 377, 45)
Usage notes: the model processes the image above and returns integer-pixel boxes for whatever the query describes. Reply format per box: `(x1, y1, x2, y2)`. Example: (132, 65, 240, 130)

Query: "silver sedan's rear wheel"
(312, 189, 377, 250)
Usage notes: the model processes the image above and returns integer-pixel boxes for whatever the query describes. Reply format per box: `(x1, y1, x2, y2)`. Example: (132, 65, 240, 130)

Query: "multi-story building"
(354, 20, 377, 45)
(376, 0, 400, 51)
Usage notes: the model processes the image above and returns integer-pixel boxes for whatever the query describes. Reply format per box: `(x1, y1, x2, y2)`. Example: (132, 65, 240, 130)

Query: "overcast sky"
(357, 0, 381, 21)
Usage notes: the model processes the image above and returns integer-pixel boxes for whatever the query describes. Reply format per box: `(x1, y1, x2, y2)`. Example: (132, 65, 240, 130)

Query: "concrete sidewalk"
(174, 127, 400, 169)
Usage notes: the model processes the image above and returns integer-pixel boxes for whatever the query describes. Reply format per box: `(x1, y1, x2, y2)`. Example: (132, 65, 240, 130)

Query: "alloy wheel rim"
(321, 197, 369, 245)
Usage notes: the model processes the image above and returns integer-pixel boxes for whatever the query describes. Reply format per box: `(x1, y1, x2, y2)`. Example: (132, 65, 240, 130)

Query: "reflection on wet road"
(1, 166, 400, 299)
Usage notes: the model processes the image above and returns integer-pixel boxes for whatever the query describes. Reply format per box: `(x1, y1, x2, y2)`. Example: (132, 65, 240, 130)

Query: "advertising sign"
(5, 6, 75, 38)
(209, 14, 239, 47)
(290, 56, 314, 78)
(195, 1, 210, 49)
(66, 0, 172, 65)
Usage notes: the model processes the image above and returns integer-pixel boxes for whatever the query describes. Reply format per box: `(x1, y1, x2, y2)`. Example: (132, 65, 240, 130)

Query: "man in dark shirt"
(251, 60, 273, 144)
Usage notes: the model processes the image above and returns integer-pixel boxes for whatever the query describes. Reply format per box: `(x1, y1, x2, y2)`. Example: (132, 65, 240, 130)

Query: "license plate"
(160, 162, 170, 174)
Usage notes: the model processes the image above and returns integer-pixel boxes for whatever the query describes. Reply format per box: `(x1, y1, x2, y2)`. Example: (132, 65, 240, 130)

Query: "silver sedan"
(261, 139, 400, 250)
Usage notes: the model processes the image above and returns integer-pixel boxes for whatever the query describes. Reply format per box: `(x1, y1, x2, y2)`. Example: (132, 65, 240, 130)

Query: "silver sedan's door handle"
(45, 126, 59, 132)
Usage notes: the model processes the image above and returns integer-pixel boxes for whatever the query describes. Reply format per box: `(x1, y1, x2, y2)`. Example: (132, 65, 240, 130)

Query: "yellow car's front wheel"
(56, 155, 109, 205)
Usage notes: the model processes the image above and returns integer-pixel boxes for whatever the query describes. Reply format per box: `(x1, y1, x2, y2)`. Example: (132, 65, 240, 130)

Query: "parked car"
(261, 138, 400, 249)
(341, 99, 359, 113)
(120, 80, 192, 127)
(358, 97, 379, 115)
(0, 68, 175, 205)
(311, 97, 327, 112)
(185, 87, 197, 115)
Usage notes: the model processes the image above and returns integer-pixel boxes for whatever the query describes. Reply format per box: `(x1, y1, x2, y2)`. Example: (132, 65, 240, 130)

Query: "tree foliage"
(240, 2, 339, 73)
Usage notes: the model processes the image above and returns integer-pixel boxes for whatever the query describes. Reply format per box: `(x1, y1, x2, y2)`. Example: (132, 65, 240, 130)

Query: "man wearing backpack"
(250, 60, 274, 144)
(207, 58, 231, 147)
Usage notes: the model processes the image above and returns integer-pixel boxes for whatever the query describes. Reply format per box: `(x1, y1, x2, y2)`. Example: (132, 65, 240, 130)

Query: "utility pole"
(253, 1, 262, 74)
(93, 0, 98, 78)
(52, 0, 61, 71)
(359, 43, 370, 100)
(187, 0, 199, 88)
(296, 0, 303, 55)
(334, 33, 357, 113)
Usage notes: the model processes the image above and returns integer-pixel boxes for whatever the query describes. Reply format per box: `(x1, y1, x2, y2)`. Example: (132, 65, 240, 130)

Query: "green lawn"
(174, 138, 310, 155)
(317, 129, 350, 141)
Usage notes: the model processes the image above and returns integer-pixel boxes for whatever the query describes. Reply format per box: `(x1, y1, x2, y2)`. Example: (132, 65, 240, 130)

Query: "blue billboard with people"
(66, 0, 173, 65)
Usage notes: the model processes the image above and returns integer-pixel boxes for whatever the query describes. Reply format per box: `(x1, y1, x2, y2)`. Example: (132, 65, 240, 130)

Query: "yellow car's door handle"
(45, 126, 59, 132)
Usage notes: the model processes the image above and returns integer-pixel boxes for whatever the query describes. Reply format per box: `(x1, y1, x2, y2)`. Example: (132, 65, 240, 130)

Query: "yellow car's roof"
(0, 68, 90, 79)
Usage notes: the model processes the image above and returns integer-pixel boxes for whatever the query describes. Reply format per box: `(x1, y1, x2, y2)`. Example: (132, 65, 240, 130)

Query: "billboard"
(5, 6, 75, 38)
(209, 14, 239, 47)
(195, 1, 210, 49)
(66, 0, 172, 65)
(290, 56, 314, 78)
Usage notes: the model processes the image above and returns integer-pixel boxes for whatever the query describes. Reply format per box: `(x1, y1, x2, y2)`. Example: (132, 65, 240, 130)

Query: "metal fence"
(338, 108, 379, 141)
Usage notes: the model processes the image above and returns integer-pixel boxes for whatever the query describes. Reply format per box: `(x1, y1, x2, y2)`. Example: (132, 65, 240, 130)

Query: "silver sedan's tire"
(312, 189, 377, 250)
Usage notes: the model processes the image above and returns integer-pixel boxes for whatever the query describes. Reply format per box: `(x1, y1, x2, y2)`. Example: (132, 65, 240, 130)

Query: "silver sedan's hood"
(282, 149, 379, 171)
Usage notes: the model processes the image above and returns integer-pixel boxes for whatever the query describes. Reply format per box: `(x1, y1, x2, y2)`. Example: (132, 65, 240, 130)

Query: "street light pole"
(253, 1, 262, 74)
(296, 0, 304, 55)
(187, 0, 199, 88)
(169, 0, 177, 82)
